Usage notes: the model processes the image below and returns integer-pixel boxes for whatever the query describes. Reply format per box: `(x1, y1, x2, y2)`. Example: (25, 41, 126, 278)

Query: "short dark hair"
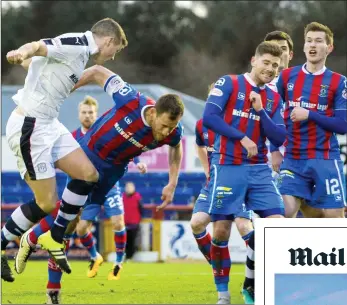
(91, 18, 128, 48)
(255, 41, 283, 58)
(155, 94, 184, 120)
(304, 22, 334, 45)
(264, 30, 294, 52)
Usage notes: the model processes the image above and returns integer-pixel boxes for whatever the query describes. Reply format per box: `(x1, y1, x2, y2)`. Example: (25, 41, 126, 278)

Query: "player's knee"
(235, 218, 253, 236)
(190, 217, 207, 233)
(213, 226, 230, 240)
(82, 164, 99, 182)
(76, 222, 88, 236)
(112, 220, 125, 231)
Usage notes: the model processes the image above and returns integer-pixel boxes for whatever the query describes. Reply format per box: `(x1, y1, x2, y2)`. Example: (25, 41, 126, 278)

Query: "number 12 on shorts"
(325, 178, 340, 195)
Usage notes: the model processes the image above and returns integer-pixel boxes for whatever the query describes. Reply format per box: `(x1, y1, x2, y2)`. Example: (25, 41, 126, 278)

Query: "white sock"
(218, 291, 230, 298)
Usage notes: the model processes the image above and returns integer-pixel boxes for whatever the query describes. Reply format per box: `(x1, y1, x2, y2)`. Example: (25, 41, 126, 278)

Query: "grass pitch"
(1, 260, 245, 304)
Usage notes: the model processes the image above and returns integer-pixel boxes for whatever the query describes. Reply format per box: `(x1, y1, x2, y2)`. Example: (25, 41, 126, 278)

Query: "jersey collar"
(302, 63, 326, 75)
(244, 73, 266, 90)
(141, 105, 153, 127)
(84, 31, 99, 55)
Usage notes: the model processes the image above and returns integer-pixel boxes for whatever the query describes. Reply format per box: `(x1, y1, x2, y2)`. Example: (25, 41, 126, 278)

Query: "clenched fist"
(250, 91, 263, 112)
(240, 136, 258, 158)
(290, 107, 309, 122)
(6, 50, 25, 65)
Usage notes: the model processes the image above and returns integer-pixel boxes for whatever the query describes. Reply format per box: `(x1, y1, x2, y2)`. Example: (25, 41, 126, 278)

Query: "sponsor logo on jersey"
(232, 109, 260, 121)
(124, 116, 132, 124)
(238, 92, 245, 100)
(69, 74, 79, 84)
(215, 77, 225, 87)
(287, 83, 294, 91)
(209, 88, 223, 97)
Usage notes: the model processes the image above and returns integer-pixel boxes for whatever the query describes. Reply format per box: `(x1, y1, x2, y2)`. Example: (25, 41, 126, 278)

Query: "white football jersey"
(12, 31, 98, 119)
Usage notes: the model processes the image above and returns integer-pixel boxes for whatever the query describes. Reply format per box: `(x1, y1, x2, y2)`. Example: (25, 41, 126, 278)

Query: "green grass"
(2, 260, 246, 304)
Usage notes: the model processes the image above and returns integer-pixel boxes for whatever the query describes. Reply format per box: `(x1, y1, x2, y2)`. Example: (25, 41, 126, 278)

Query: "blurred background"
(2, 0, 347, 97)
(1, 0, 346, 263)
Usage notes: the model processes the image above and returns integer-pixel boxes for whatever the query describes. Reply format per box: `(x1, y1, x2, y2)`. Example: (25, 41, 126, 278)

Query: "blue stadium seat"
(1, 172, 207, 205)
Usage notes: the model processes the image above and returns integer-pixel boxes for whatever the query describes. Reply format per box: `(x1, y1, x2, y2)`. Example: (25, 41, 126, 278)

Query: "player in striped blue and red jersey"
(18, 96, 147, 302)
(31, 64, 184, 273)
(190, 88, 254, 297)
(274, 22, 347, 219)
(264, 30, 294, 174)
(202, 42, 287, 304)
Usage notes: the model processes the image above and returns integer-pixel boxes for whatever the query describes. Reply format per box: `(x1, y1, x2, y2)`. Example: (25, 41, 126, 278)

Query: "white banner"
(160, 220, 247, 262)
(256, 218, 347, 305)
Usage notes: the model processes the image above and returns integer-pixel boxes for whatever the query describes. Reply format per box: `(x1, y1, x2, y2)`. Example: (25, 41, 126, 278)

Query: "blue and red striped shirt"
(206, 73, 284, 165)
(81, 74, 183, 165)
(195, 118, 215, 166)
(71, 126, 85, 141)
(277, 64, 347, 160)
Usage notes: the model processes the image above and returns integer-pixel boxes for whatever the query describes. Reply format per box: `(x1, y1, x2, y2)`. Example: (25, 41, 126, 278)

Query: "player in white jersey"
(1, 18, 128, 281)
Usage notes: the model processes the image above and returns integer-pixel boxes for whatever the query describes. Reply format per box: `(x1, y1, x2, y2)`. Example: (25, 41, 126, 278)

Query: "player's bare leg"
(108, 214, 126, 280)
(54, 148, 98, 181)
(38, 147, 98, 273)
(234, 217, 253, 237)
(25, 175, 59, 213)
(190, 212, 211, 263)
(300, 202, 324, 218)
(322, 208, 345, 218)
(282, 195, 302, 218)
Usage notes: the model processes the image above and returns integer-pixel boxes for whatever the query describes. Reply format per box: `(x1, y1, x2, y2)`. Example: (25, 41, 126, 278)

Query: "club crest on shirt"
(319, 85, 329, 98)
(266, 99, 274, 112)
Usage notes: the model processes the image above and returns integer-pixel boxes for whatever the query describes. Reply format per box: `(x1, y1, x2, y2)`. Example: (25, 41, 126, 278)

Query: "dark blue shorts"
(279, 158, 346, 209)
(207, 164, 284, 218)
(193, 185, 253, 220)
(66, 146, 127, 219)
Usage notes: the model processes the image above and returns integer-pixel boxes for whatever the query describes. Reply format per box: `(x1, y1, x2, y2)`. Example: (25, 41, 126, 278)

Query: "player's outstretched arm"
(156, 142, 183, 212)
(21, 59, 32, 71)
(6, 41, 47, 65)
(72, 65, 115, 92)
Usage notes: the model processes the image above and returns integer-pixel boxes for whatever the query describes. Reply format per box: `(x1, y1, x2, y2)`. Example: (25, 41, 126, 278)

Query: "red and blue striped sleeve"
(334, 75, 347, 111)
(167, 122, 184, 147)
(206, 75, 233, 111)
(195, 120, 205, 146)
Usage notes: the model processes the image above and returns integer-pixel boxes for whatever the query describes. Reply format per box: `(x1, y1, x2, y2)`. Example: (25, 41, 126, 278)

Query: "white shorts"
(6, 110, 80, 180)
